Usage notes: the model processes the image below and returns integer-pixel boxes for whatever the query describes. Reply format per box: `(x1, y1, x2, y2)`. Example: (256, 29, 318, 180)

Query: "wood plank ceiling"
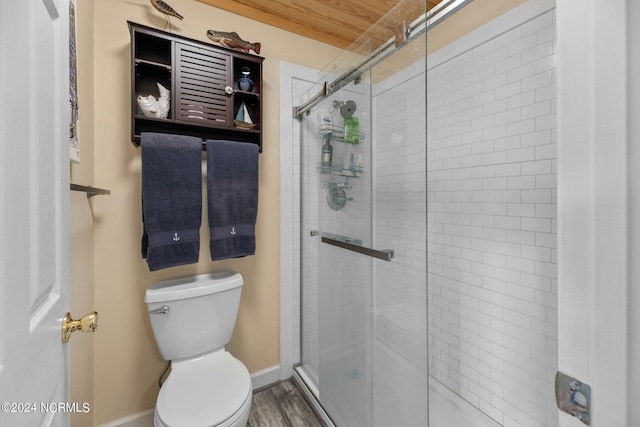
(196, 0, 444, 49)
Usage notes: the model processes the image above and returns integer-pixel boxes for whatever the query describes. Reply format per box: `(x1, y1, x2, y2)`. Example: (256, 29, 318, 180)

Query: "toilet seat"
(154, 393, 251, 427)
(155, 350, 252, 427)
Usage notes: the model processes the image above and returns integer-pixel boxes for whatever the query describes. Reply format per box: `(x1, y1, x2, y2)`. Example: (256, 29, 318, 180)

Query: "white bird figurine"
(137, 83, 170, 119)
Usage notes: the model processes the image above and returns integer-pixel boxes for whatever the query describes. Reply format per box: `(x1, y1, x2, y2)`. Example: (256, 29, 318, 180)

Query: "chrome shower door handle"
(321, 236, 394, 262)
(149, 305, 170, 314)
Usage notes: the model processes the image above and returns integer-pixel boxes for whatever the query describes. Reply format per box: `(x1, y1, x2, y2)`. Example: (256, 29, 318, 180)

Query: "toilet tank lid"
(145, 270, 243, 303)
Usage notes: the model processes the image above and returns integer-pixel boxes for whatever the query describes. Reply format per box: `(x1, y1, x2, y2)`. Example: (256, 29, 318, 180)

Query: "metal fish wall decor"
(206, 30, 261, 54)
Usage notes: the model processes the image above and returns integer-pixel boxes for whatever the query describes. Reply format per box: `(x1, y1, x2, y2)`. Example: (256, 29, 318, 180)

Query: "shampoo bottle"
(321, 136, 333, 165)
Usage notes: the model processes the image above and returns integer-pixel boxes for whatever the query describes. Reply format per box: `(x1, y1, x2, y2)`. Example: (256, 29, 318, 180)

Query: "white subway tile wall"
(427, 10, 558, 427)
(374, 67, 428, 372)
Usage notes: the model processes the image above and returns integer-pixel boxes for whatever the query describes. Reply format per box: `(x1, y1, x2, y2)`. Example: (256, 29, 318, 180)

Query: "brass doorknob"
(61, 311, 98, 343)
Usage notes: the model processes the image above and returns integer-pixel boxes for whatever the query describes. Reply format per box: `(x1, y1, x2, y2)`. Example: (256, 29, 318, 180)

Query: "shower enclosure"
(294, 1, 428, 425)
(290, 0, 559, 426)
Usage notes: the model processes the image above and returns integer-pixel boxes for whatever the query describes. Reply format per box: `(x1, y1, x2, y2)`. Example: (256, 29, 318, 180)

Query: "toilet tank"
(145, 270, 243, 361)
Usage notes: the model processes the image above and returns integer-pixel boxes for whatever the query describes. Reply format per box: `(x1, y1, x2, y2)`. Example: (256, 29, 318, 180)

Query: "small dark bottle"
(321, 136, 333, 165)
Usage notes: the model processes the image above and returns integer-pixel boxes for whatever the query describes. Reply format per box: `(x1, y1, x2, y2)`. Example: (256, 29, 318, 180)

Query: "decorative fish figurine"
(137, 82, 170, 119)
(150, 0, 183, 20)
(206, 30, 261, 54)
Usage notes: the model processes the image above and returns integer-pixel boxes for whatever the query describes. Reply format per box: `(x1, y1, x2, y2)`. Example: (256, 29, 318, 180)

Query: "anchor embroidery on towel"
(172, 233, 181, 242)
(230, 227, 237, 235)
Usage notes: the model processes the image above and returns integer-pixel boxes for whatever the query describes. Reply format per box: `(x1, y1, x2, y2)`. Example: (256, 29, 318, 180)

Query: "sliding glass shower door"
(296, 0, 428, 425)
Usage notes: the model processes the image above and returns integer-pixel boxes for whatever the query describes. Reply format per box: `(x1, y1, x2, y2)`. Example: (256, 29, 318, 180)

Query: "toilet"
(145, 270, 252, 427)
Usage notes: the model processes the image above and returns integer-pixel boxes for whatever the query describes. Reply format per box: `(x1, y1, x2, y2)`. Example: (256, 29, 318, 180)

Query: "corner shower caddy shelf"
(318, 123, 365, 143)
(317, 123, 365, 178)
(316, 162, 364, 178)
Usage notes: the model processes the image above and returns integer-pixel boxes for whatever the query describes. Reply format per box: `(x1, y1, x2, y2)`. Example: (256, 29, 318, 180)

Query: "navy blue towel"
(206, 140, 259, 260)
(141, 133, 203, 271)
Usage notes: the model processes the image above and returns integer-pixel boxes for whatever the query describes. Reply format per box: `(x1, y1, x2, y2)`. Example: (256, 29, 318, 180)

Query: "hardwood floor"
(248, 379, 327, 427)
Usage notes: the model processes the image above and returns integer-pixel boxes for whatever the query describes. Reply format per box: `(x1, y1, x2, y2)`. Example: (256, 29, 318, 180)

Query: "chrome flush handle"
(149, 305, 170, 314)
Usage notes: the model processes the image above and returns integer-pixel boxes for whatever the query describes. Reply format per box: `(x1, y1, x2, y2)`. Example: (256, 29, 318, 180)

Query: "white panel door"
(0, 0, 71, 426)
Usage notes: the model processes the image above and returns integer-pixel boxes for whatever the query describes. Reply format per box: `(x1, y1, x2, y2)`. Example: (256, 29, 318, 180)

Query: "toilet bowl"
(145, 271, 252, 427)
(153, 351, 252, 427)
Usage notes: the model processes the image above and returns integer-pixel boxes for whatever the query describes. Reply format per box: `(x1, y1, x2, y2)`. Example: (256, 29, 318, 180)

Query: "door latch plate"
(555, 371, 591, 425)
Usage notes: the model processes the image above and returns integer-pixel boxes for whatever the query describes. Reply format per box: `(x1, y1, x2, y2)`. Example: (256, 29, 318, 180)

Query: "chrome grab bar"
(149, 305, 170, 314)
(320, 236, 394, 262)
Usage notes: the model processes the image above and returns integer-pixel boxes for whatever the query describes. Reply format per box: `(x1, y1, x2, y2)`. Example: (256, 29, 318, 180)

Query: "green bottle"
(344, 116, 359, 144)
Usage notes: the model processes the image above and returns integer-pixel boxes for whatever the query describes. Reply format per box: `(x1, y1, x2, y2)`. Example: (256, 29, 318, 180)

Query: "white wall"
(427, 3, 558, 426)
(557, 1, 636, 426)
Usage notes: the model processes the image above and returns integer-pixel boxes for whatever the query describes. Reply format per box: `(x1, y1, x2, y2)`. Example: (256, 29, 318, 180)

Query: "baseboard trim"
(251, 364, 281, 391)
(96, 409, 154, 427)
(97, 365, 282, 427)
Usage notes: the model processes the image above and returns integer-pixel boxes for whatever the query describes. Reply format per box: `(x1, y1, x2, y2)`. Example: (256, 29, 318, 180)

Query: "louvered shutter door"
(175, 43, 232, 125)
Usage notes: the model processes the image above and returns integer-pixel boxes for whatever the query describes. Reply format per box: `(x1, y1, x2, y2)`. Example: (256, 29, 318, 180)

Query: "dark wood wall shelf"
(128, 22, 264, 151)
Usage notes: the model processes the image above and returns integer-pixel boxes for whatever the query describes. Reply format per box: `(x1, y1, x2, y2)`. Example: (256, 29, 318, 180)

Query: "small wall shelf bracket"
(70, 183, 111, 198)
